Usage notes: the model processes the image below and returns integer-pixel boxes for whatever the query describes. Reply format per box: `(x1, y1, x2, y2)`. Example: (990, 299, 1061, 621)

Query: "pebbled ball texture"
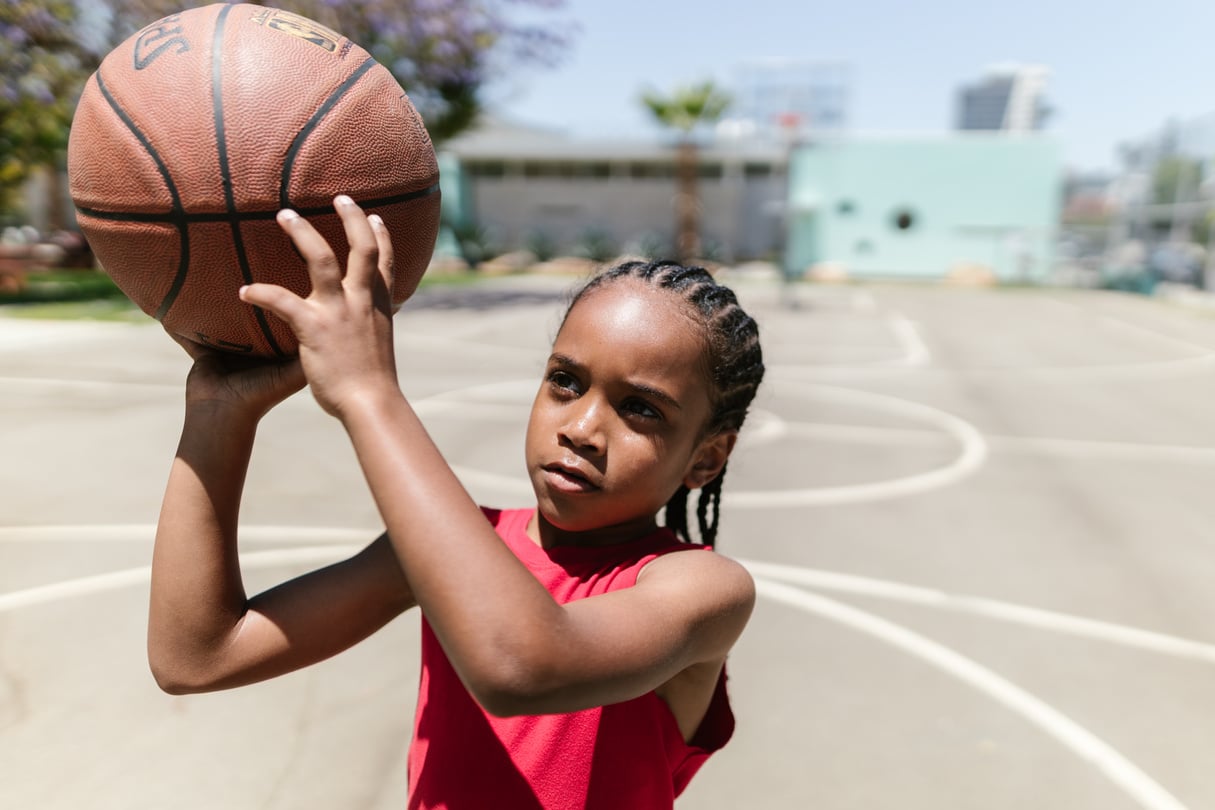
(68, 3, 441, 356)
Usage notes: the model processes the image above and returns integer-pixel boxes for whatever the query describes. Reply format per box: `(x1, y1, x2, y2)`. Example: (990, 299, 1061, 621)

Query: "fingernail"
(278, 209, 299, 222)
(368, 214, 384, 228)
(334, 194, 354, 207)
(238, 285, 249, 298)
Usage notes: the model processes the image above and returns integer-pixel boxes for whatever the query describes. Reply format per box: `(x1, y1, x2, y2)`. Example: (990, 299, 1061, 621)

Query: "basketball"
(67, 3, 441, 357)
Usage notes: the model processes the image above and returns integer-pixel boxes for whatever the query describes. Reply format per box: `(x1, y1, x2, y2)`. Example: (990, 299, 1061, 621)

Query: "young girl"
(148, 196, 765, 809)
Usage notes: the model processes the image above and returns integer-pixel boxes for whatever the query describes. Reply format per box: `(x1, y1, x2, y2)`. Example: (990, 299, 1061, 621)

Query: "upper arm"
(480, 551, 754, 716)
(153, 533, 415, 693)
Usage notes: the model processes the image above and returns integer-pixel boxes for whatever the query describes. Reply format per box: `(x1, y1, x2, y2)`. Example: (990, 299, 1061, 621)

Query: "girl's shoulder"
(637, 543, 754, 612)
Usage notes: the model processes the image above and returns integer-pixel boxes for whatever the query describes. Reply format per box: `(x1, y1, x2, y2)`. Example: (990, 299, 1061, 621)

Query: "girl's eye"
(621, 398, 661, 420)
(548, 370, 581, 395)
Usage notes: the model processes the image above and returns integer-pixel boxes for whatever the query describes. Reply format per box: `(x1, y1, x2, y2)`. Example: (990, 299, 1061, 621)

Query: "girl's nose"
(559, 397, 606, 453)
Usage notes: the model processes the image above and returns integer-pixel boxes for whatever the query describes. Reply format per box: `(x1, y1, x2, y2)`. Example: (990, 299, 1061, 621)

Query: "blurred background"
(3, 0, 1215, 298)
(7, 4, 1215, 809)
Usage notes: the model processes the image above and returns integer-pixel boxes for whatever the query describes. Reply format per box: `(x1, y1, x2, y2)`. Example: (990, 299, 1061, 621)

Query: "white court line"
(8, 525, 1213, 667)
(753, 577, 1190, 810)
(767, 313, 929, 372)
(0, 318, 141, 350)
(0, 534, 1195, 810)
(779, 422, 1215, 466)
(397, 331, 543, 362)
(0, 545, 358, 612)
(743, 560, 1215, 665)
(0, 375, 180, 394)
(771, 352, 1215, 383)
(417, 380, 990, 508)
(425, 381, 988, 508)
(0, 524, 374, 544)
(987, 434, 1215, 464)
(1043, 296, 1215, 356)
(887, 315, 931, 367)
(729, 383, 988, 508)
(849, 289, 877, 313)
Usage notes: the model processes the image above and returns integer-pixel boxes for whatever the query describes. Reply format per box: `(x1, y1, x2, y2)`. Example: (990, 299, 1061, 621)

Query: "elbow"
(154, 676, 198, 697)
(148, 647, 222, 696)
(149, 662, 201, 696)
(475, 687, 546, 719)
(461, 651, 558, 718)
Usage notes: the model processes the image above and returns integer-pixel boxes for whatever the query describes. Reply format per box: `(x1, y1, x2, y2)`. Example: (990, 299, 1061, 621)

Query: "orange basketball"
(67, 3, 441, 356)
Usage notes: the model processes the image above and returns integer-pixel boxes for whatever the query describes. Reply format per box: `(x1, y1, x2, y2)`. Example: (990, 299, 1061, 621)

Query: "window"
(892, 208, 916, 231)
(468, 161, 505, 178)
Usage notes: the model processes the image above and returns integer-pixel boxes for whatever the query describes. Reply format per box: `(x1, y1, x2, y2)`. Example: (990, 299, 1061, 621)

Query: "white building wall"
(464, 164, 786, 261)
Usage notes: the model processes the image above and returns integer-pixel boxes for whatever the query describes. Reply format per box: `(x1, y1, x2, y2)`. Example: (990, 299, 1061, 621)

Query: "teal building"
(785, 136, 1062, 281)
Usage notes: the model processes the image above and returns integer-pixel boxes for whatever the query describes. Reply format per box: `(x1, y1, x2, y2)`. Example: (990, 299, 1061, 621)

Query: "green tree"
(1151, 155, 1203, 206)
(0, 0, 571, 228)
(640, 80, 730, 263)
(0, 1, 91, 226)
(110, 0, 571, 145)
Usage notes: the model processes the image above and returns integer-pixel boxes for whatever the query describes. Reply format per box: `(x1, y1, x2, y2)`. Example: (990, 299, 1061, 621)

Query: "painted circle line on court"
(0, 532, 1197, 810)
(412, 378, 990, 509)
(753, 578, 1191, 810)
(7, 526, 1213, 667)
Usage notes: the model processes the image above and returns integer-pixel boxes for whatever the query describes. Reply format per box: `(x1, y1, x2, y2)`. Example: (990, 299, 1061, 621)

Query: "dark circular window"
(893, 209, 916, 231)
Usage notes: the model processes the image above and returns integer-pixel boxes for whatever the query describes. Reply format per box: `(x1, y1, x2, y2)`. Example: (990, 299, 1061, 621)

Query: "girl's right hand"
(171, 332, 306, 420)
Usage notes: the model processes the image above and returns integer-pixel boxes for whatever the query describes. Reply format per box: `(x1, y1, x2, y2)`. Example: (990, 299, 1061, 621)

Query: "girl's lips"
(542, 464, 598, 493)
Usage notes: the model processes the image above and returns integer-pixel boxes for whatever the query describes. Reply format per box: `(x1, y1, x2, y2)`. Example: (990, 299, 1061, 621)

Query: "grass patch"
(0, 266, 497, 322)
(1, 297, 149, 322)
(0, 269, 128, 303)
(0, 269, 146, 321)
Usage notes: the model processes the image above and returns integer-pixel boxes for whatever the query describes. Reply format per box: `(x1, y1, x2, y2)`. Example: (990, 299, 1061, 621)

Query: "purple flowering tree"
(1, 0, 571, 227)
(107, 0, 572, 143)
(0, 1, 89, 220)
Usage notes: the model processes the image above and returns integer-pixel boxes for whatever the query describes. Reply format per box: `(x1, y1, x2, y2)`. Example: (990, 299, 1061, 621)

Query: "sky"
(486, 0, 1215, 174)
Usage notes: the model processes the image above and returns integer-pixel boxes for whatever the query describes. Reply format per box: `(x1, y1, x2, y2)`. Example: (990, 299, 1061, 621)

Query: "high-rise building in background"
(718, 59, 851, 141)
(955, 64, 1050, 132)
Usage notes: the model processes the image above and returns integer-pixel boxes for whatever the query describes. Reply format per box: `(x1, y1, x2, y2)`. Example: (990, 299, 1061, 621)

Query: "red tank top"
(406, 507, 735, 810)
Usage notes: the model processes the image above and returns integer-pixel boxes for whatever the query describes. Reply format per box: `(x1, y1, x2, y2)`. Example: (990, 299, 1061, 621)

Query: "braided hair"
(561, 260, 765, 547)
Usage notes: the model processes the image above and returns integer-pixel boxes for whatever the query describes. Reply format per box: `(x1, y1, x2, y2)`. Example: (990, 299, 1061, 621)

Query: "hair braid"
(565, 260, 765, 547)
(694, 467, 726, 548)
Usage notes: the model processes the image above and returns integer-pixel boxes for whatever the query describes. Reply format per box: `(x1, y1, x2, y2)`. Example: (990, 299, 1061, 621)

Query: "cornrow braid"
(564, 260, 765, 548)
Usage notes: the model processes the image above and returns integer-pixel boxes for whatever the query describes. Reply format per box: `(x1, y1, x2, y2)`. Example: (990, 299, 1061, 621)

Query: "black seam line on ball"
(94, 71, 191, 323)
(213, 3, 285, 358)
(279, 57, 378, 212)
(74, 182, 442, 223)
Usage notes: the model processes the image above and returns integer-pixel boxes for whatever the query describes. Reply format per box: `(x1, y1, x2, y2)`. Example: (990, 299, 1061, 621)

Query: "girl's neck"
(527, 510, 661, 550)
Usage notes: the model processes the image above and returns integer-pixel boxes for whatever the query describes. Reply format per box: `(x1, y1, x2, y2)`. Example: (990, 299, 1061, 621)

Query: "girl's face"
(524, 279, 734, 545)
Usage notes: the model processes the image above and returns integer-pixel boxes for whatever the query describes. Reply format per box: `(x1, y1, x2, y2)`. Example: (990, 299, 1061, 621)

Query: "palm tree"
(640, 81, 731, 264)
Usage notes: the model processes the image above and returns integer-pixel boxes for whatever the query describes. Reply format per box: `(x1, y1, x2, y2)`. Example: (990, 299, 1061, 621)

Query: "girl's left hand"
(239, 195, 400, 419)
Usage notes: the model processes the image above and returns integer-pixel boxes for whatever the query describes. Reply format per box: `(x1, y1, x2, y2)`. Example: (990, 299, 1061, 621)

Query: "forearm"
(148, 404, 258, 687)
(338, 387, 566, 697)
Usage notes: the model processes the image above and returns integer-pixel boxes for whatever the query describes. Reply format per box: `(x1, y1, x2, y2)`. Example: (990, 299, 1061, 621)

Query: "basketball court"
(3, 273, 1215, 809)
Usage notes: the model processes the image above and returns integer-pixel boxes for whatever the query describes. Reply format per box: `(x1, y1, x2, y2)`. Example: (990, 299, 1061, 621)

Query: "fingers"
(276, 208, 343, 298)
(333, 195, 383, 295)
(239, 281, 307, 328)
(277, 197, 390, 307)
(368, 213, 396, 307)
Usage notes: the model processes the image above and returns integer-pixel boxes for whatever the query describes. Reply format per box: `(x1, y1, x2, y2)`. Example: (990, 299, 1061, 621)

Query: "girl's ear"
(684, 431, 737, 490)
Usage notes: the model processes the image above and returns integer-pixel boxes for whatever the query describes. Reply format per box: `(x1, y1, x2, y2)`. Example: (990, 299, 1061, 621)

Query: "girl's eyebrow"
(548, 352, 683, 411)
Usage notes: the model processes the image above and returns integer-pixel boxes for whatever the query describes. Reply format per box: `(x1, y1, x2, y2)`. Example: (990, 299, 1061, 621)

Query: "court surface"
(3, 274, 1215, 809)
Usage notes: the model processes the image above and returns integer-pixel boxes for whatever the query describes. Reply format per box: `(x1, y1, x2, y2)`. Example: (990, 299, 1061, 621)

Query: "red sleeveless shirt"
(406, 507, 735, 810)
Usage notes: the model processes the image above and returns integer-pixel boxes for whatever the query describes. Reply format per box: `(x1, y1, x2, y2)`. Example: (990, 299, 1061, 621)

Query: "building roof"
(442, 115, 789, 163)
